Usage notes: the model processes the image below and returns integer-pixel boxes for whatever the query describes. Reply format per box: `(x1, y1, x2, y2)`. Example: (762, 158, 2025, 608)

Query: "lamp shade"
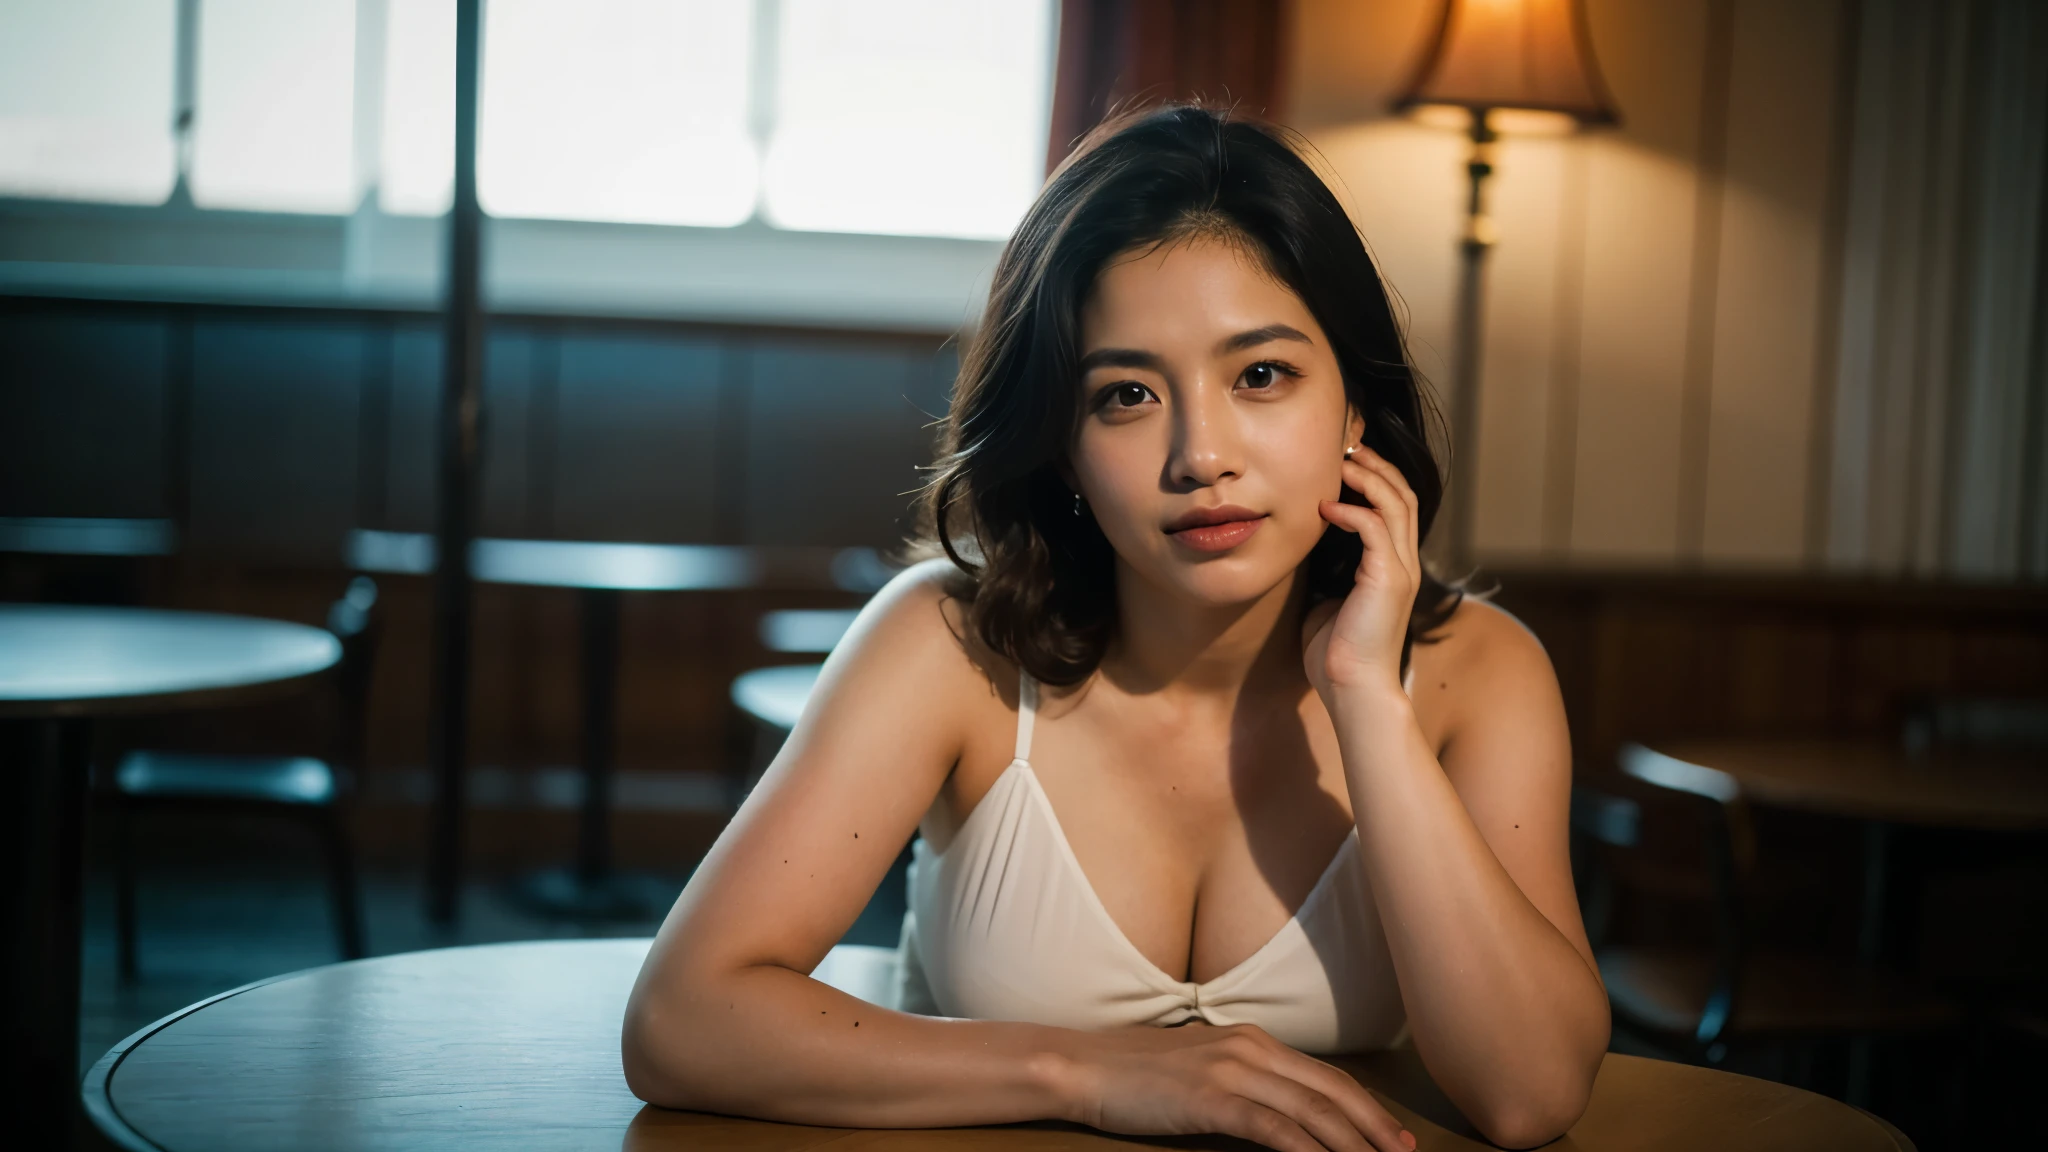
(1394, 0, 1619, 124)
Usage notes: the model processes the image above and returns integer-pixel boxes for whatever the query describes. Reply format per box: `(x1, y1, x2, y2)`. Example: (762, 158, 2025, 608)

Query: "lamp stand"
(1444, 109, 1497, 571)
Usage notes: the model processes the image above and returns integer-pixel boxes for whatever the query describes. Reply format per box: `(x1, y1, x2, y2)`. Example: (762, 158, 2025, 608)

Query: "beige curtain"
(1823, 0, 2048, 580)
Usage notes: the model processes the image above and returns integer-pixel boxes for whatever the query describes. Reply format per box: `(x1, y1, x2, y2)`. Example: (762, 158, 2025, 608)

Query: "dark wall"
(0, 311, 172, 519)
(1, 297, 959, 559)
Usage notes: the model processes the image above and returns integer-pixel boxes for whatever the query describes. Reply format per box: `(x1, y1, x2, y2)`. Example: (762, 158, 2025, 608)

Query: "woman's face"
(1069, 234, 1363, 608)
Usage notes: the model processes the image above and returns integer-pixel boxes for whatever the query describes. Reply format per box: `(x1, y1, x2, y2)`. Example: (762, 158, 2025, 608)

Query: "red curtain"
(1045, 0, 1293, 173)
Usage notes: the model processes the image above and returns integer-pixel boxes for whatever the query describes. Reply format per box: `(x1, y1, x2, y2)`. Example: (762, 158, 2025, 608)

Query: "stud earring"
(1072, 491, 1084, 517)
(1344, 444, 1358, 457)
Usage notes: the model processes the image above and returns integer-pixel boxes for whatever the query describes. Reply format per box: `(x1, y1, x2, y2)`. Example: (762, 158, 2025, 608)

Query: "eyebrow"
(1218, 324, 1314, 354)
(1076, 324, 1314, 375)
(1076, 347, 1167, 374)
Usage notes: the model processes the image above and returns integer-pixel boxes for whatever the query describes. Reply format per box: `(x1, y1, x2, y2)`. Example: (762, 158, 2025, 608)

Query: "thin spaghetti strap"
(1013, 667, 1038, 763)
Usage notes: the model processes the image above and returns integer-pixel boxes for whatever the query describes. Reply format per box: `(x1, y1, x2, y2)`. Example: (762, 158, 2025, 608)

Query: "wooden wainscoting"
(1485, 568, 2048, 771)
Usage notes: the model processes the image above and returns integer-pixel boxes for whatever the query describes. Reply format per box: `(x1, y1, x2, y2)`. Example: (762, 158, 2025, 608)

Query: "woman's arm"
(1332, 604, 1607, 1147)
(624, 559, 1417, 1152)
(1309, 454, 1609, 1149)
(622, 560, 1071, 1125)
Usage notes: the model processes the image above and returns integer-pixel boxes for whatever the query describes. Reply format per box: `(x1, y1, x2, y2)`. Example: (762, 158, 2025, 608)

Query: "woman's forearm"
(624, 961, 1082, 1129)
(1331, 686, 1608, 1146)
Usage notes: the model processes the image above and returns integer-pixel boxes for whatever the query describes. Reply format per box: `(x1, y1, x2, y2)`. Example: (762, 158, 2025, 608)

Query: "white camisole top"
(891, 667, 1410, 1055)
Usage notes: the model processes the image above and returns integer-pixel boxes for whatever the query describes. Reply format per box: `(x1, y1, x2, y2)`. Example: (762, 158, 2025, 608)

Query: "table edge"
(85, 941, 1916, 1152)
(83, 941, 633, 1151)
(0, 607, 342, 718)
(83, 966, 306, 1152)
(1640, 739, 2048, 832)
(1856, 1106, 1918, 1152)
(0, 661, 339, 719)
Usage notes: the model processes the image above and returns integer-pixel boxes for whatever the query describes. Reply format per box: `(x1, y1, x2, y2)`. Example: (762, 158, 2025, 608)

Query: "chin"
(1153, 544, 1300, 607)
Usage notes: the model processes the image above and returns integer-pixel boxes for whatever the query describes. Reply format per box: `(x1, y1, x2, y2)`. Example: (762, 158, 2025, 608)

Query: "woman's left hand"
(1302, 446, 1422, 708)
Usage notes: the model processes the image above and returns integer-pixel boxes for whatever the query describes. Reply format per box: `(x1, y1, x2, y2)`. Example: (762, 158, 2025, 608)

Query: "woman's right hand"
(1058, 1022, 1418, 1152)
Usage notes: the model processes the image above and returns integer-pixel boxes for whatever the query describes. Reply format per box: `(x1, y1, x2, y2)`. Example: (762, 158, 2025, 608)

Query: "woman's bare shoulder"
(835, 556, 1019, 715)
(1434, 593, 1547, 665)
(1411, 593, 1558, 711)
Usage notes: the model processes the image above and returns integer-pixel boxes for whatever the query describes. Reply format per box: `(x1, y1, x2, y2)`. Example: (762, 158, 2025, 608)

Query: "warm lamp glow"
(1395, 0, 1619, 124)
(1408, 103, 1579, 137)
(1394, 1, 1620, 569)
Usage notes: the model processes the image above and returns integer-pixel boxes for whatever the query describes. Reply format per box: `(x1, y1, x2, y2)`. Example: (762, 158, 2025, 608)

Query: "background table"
(0, 604, 341, 1148)
(86, 938, 1912, 1152)
(1643, 738, 2048, 831)
(1638, 737, 2048, 962)
(1636, 737, 2048, 1103)
(347, 530, 892, 920)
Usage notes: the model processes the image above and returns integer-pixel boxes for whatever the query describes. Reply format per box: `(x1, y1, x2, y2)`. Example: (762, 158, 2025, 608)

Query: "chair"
(1572, 745, 1956, 1071)
(0, 516, 177, 557)
(109, 578, 382, 980)
(0, 515, 178, 606)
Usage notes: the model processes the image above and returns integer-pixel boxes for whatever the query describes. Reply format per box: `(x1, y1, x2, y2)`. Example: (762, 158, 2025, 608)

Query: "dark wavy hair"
(905, 104, 1463, 688)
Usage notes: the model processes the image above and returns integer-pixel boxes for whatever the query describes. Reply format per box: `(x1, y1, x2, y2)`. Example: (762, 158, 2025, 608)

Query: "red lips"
(1164, 504, 1268, 553)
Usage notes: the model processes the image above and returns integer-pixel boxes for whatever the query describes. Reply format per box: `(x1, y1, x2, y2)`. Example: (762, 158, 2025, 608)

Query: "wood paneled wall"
(1486, 568, 2048, 775)
(2, 297, 945, 867)
(0, 299, 957, 558)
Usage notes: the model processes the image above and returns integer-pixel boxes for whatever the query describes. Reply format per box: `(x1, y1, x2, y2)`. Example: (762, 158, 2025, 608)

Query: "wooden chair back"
(325, 576, 383, 780)
(1602, 743, 1759, 1049)
(1568, 785, 1639, 949)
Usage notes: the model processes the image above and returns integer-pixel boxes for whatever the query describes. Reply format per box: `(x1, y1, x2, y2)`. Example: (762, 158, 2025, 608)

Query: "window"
(764, 0, 1055, 239)
(476, 0, 758, 227)
(379, 0, 457, 216)
(0, 0, 1056, 242)
(0, 0, 1054, 328)
(188, 0, 361, 213)
(0, 0, 178, 205)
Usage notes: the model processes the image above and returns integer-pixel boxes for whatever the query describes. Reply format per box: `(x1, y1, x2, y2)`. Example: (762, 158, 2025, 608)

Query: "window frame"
(0, 0, 1056, 332)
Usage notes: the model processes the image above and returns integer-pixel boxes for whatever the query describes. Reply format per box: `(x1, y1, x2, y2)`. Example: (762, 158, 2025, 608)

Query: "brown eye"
(1240, 361, 1292, 390)
(1101, 382, 1155, 409)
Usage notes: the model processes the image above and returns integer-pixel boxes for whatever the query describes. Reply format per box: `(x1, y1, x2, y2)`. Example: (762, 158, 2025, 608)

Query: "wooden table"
(1644, 738, 2048, 832)
(1636, 737, 2048, 1104)
(85, 938, 1911, 1152)
(0, 604, 342, 1148)
(347, 530, 891, 920)
(1636, 738, 2048, 962)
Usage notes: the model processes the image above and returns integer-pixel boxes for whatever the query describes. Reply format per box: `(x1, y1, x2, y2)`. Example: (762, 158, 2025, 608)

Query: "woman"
(623, 105, 1609, 1151)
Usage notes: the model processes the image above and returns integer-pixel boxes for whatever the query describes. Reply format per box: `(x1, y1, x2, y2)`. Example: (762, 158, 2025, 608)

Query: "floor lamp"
(1394, 0, 1619, 568)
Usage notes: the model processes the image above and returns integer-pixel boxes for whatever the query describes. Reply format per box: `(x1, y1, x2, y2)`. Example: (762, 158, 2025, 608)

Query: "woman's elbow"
(1465, 1058, 1600, 1148)
(1469, 1093, 1589, 1149)
(621, 996, 706, 1110)
(621, 1026, 670, 1107)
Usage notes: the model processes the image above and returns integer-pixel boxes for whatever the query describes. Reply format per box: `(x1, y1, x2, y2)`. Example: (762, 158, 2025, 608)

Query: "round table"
(1648, 738, 2048, 831)
(1640, 738, 2048, 964)
(347, 531, 885, 923)
(0, 605, 341, 1148)
(85, 939, 1912, 1152)
(1639, 737, 2048, 1106)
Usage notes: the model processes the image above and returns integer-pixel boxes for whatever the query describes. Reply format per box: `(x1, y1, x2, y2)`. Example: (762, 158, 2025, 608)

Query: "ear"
(1344, 403, 1366, 449)
(1055, 456, 1080, 492)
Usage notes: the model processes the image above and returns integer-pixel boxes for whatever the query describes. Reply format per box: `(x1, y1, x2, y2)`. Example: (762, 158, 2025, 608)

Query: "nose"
(1166, 375, 1244, 489)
